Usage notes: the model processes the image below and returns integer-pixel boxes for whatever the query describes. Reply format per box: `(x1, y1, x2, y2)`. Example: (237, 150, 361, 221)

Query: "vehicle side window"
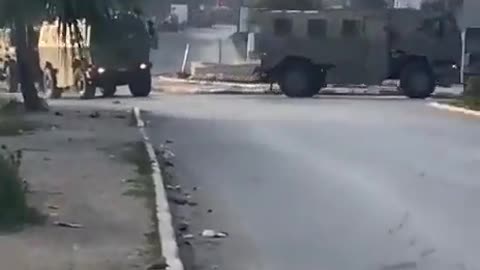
(273, 18, 292, 37)
(307, 19, 327, 38)
(341, 19, 361, 37)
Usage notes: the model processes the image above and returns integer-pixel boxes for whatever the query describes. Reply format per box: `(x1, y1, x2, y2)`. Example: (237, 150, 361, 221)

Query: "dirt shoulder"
(449, 97, 480, 111)
(0, 105, 158, 270)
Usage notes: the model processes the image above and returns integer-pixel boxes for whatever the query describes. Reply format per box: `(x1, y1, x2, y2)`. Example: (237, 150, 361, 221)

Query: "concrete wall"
(151, 25, 244, 75)
(457, 0, 480, 29)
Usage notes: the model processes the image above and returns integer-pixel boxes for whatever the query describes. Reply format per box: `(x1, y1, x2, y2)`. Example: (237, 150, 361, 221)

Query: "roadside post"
(181, 43, 190, 75)
(218, 39, 223, 64)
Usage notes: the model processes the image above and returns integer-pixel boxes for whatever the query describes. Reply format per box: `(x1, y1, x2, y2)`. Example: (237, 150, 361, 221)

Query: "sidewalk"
(0, 104, 158, 270)
(155, 75, 463, 98)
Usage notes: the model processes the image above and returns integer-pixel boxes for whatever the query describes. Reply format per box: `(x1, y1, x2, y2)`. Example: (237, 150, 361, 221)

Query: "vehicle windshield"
(91, 14, 150, 67)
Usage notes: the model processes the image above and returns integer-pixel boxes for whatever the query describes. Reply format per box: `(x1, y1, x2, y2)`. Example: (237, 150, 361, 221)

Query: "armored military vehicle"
(253, 9, 461, 98)
(39, 12, 156, 99)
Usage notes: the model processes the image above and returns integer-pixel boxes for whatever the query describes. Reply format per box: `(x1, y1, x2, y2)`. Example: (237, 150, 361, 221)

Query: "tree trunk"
(14, 17, 44, 111)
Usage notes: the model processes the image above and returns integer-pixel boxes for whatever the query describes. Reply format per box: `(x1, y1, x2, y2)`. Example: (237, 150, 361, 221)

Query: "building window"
(308, 19, 327, 38)
(341, 19, 362, 37)
(274, 18, 292, 36)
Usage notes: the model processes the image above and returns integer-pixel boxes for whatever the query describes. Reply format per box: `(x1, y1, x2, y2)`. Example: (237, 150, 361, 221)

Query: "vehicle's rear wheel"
(129, 71, 152, 97)
(279, 63, 316, 98)
(101, 83, 117, 98)
(400, 62, 435, 99)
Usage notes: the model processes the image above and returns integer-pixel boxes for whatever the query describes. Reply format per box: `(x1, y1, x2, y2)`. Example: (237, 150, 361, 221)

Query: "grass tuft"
(121, 142, 162, 260)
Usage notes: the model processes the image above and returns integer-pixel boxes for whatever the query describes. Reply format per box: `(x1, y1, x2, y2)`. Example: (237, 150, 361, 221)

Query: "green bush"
(464, 76, 480, 98)
(0, 147, 41, 230)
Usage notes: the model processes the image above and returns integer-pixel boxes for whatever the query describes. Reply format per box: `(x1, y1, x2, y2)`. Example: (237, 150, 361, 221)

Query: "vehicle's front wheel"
(74, 69, 96, 99)
(400, 62, 435, 99)
(101, 83, 117, 98)
(129, 71, 152, 97)
(279, 63, 316, 98)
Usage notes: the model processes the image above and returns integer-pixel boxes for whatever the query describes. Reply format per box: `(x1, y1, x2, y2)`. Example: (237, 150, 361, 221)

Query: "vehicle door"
(325, 12, 388, 85)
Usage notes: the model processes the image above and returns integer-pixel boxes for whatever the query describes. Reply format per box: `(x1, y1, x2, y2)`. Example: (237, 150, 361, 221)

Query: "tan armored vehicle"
(0, 28, 18, 92)
(253, 9, 461, 98)
(39, 12, 156, 99)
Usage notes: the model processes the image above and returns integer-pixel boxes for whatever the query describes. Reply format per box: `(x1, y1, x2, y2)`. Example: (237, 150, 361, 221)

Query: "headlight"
(97, 67, 106, 74)
(140, 63, 148, 69)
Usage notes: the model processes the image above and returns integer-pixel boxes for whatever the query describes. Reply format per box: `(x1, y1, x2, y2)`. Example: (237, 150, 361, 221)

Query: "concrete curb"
(428, 102, 480, 117)
(133, 107, 184, 270)
(157, 75, 268, 89)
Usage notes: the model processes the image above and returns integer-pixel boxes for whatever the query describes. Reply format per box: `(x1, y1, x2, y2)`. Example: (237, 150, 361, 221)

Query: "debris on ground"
(89, 112, 101, 119)
(201, 229, 228, 238)
(53, 221, 84, 229)
(166, 184, 181, 191)
(164, 160, 174, 167)
(47, 204, 60, 210)
(178, 220, 189, 231)
(146, 256, 168, 270)
(162, 149, 175, 159)
(207, 209, 213, 213)
(54, 111, 63, 117)
(187, 201, 198, 206)
(168, 196, 189, 205)
(112, 100, 121, 104)
(165, 140, 174, 144)
(168, 195, 198, 206)
(381, 262, 417, 270)
(114, 114, 127, 119)
(420, 248, 436, 258)
(193, 186, 198, 191)
(182, 234, 194, 240)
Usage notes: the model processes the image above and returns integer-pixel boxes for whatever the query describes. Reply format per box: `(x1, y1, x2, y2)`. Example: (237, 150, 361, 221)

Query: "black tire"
(74, 69, 96, 99)
(400, 62, 435, 99)
(43, 68, 62, 99)
(101, 83, 117, 98)
(129, 71, 152, 97)
(279, 63, 316, 98)
(313, 69, 327, 93)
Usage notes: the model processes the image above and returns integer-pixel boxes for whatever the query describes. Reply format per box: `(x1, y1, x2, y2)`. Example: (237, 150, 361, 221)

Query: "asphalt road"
(2, 86, 479, 270)
(139, 94, 480, 270)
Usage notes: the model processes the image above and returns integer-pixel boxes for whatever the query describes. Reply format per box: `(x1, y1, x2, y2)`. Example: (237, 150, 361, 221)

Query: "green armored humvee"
(253, 8, 461, 98)
(39, 12, 157, 99)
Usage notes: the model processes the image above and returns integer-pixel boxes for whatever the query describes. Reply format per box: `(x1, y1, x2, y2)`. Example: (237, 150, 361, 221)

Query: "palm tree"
(0, 0, 143, 111)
